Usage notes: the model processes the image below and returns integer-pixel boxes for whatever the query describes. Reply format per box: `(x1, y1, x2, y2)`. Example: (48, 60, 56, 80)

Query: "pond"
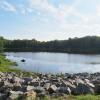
(5, 52, 100, 73)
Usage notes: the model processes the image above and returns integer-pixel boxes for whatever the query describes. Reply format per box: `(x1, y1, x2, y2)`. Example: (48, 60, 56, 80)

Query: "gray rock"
(13, 76, 22, 83)
(44, 83, 50, 90)
(23, 77, 33, 84)
(34, 86, 45, 93)
(31, 81, 40, 87)
(94, 84, 100, 94)
(13, 83, 21, 91)
(75, 78, 84, 85)
(86, 82, 95, 88)
(48, 85, 57, 94)
(0, 93, 7, 100)
(75, 83, 94, 95)
(9, 91, 24, 100)
(58, 87, 71, 94)
(26, 86, 34, 91)
(0, 72, 5, 77)
(62, 81, 76, 88)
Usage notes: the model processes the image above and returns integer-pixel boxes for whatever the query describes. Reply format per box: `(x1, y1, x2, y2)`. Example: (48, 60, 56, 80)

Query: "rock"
(13, 76, 23, 83)
(48, 85, 57, 94)
(58, 87, 71, 94)
(75, 78, 84, 85)
(75, 83, 94, 95)
(25, 90, 36, 100)
(31, 81, 40, 87)
(34, 86, 45, 94)
(4, 81, 13, 87)
(51, 79, 60, 83)
(0, 81, 5, 87)
(84, 79, 90, 83)
(13, 83, 21, 91)
(0, 93, 7, 100)
(86, 82, 95, 88)
(23, 77, 33, 84)
(94, 84, 100, 94)
(0, 72, 5, 77)
(26, 86, 34, 91)
(0, 72, 99, 96)
(9, 91, 24, 100)
(62, 81, 76, 88)
(21, 59, 25, 62)
(44, 83, 50, 90)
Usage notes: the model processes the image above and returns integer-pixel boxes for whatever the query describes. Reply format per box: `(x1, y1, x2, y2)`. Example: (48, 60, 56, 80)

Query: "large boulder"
(31, 81, 40, 87)
(94, 84, 100, 94)
(12, 76, 23, 83)
(62, 81, 76, 94)
(44, 83, 50, 90)
(62, 81, 76, 88)
(23, 77, 33, 85)
(75, 83, 94, 95)
(0, 93, 7, 100)
(34, 86, 45, 94)
(48, 85, 58, 94)
(75, 78, 84, 85)
(58, 87, 71, 94)
(26, 86, 34, 91)
(13, 83, 21, 91)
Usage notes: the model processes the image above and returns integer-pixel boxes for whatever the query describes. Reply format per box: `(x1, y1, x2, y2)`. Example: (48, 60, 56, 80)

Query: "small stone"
(25, 90, 36, 100)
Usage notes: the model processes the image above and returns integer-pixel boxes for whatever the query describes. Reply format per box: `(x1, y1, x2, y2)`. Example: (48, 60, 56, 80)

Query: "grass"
(0, 54, 19, 72)
(37, 95, 100, 100)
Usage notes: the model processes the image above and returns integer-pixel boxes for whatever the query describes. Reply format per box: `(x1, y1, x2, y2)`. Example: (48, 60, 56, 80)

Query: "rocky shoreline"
(0, 72, 100, 100)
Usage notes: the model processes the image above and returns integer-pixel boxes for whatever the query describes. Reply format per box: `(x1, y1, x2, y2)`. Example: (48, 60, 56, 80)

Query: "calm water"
(5, 52, 100, 73)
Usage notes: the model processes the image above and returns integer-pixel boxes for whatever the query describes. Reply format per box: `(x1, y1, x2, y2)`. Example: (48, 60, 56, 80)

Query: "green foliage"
(2, 36, 100, 54)
(0, 37, 5, 52)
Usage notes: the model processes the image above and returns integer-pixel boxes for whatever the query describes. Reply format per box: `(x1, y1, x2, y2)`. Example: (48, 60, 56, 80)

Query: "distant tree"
(2, 35, 100, 54)
(0, 37, 5, 52)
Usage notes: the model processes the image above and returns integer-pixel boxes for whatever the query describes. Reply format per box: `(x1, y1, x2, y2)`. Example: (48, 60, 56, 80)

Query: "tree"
(0, 37, 4, 52)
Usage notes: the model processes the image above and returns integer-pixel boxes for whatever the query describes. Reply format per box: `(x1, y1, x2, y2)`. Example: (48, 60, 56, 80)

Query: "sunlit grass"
(0, 54, 19, 72)
(38, 95, 100, 100)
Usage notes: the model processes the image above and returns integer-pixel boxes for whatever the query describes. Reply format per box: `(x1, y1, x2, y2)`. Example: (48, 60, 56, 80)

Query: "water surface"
(5, 52, 100, 73)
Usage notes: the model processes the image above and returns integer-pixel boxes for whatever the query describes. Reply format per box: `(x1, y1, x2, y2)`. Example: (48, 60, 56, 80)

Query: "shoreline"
(5, 51, 100, 55)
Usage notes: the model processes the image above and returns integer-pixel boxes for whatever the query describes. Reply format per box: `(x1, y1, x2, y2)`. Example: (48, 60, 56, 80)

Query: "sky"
(0, 0, 100, 41)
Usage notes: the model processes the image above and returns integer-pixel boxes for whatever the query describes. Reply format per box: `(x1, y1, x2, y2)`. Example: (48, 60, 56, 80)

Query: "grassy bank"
(0, 54, 20, 72)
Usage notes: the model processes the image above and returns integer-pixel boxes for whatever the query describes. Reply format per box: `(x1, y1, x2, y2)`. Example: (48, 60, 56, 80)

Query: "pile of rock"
(0, 72, 100, 99)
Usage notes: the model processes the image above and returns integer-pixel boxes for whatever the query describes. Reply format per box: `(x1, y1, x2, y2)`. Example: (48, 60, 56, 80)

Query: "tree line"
(1, 36, 100, 54)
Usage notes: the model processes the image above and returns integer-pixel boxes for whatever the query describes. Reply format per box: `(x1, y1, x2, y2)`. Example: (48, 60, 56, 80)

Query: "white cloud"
(29, 0, 55, 11)
(0, 0, 16, 12)
(96, 6, 100, 16)
(27, 0, 88, 23)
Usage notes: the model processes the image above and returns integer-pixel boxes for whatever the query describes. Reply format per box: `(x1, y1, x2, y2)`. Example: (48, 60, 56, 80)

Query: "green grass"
(0, 54, 19, 72)
(75, 95, 100, 100)
(39, 95, 100, 100)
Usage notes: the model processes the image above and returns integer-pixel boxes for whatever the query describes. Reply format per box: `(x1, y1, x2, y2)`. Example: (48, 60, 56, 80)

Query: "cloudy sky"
(0, 0, 100, 41)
